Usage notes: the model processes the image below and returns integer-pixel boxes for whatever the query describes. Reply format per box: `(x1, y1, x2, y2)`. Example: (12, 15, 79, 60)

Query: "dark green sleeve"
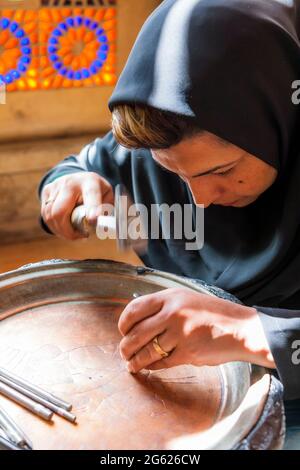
(255, 305, 300, 400)
(38, 131, 133, 197)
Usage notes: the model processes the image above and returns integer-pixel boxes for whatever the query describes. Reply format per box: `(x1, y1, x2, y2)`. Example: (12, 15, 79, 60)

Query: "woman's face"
(151, 132, 278, 208)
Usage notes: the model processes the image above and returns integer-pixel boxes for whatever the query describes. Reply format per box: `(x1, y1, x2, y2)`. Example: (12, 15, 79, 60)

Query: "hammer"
(71, 184, 148, 254)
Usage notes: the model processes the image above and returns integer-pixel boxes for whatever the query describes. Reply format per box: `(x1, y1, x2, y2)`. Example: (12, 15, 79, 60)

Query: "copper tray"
(0, 259, 284, 450)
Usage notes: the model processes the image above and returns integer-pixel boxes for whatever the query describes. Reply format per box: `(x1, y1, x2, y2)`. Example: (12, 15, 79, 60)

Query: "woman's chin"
(219, 196, 257, 207)
(232, 196, 258, 207)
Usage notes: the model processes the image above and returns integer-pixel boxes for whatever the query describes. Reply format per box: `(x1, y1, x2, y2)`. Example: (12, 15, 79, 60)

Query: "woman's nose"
(188, 179, 223, 208)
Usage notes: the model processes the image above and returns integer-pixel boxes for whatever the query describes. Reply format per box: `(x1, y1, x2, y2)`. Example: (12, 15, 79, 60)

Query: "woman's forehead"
(151, 132, 244, 174)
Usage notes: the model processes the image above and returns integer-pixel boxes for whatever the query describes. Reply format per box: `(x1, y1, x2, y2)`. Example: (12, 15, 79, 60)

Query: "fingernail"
(126, 362, 134, 373)
(119, 350, 125, 360)
(87, 208, 99, 221)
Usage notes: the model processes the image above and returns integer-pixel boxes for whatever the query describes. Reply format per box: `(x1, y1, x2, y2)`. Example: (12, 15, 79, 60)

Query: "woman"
(40, 0, 300, 448)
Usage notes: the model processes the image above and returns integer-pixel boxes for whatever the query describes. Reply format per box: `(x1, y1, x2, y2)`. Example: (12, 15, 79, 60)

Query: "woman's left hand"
(118, 288, 275, 373)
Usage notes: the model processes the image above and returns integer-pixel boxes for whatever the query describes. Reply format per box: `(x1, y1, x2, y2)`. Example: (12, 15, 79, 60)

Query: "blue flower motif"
(0, 18, 32, 84)
(47, 16, 109, 81)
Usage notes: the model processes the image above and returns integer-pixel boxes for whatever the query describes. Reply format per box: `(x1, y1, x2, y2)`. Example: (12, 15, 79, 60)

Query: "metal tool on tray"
(0, 367, 76, 450)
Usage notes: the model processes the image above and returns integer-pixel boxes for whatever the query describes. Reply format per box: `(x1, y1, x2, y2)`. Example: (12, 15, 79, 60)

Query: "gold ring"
(152, 336, 170, 358)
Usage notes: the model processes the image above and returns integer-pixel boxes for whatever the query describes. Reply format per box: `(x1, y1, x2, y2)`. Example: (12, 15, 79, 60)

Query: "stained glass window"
(0, 0, 117, 91)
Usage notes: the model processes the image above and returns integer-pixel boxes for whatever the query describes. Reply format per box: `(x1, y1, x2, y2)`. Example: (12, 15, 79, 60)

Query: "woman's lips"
(218, 199, 241, 206)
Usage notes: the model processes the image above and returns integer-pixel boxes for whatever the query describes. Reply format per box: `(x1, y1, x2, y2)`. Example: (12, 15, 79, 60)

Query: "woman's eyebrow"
(153, 155, 239, 178)
(191, 161, 238, 178)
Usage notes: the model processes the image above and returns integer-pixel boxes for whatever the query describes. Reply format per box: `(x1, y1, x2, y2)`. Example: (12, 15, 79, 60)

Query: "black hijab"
(108, 0, 300, 308)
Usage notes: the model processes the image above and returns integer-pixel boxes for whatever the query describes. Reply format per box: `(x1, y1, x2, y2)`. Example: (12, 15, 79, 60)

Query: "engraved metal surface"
(0, 259, 283, 449)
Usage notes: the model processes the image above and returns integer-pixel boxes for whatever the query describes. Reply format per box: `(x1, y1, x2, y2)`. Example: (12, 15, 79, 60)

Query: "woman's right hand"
(40, 172, 114, 240)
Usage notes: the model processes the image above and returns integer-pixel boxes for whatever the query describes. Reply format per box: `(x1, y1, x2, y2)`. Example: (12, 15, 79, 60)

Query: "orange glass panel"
(61, 9, 72, 18)
(24, 11, 36, 22)
(6, 82, 16, 91)
(84, 9, 97, 18)
(14, 10, 24, 23)
(0, 5, 117, 92)
(104, 9, 116, 21)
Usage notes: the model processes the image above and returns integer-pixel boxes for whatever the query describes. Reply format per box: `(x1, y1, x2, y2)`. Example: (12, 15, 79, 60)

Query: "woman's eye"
(214, 167, 234, 176)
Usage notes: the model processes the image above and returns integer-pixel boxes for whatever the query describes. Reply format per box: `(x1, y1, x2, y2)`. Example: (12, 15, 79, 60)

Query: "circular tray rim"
(0, 258, 282, 450)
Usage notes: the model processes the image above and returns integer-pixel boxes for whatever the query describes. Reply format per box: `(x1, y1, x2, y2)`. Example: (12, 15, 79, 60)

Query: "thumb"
(81, 176, 103, 224)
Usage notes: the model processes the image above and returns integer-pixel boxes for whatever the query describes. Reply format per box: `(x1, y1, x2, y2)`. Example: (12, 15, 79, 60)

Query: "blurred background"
(0, 0, 162, 273)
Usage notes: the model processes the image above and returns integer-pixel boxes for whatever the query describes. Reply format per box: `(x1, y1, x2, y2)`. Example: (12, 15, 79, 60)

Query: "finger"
(50, 188, 84, 239)
(118, 292, 165, 336)
(126, 331, 176, 373)
(41, 185, 58, 212)
(41, 185, 51, 204)
(42, 202, 57, 235)
(145, 350, 180, 371)
(41, 187, 59, 234)
(120, 311, 169, 360)
(81, 177, 103, 223)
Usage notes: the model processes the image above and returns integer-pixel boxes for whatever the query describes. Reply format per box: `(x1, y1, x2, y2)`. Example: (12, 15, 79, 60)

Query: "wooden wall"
(0, 134, 100, 242)
(0, 0, 161, 244)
